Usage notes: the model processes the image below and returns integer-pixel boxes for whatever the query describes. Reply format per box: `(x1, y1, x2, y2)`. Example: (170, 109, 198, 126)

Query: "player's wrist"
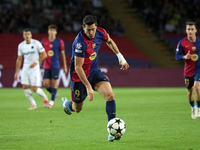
(116, 53, 126, 65)
(35, 60, 39, 64)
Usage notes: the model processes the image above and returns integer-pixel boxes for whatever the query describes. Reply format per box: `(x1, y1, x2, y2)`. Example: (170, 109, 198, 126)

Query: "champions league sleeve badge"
(76, 43, 82, 49)
(75, 43, 83, 53)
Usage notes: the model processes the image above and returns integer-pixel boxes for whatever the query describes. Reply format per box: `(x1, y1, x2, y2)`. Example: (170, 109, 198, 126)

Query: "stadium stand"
(0, 0, 124, 35)
(128, 0, 200, 34)
(0, 0, 157, 69)
(101, 0, 182, 68)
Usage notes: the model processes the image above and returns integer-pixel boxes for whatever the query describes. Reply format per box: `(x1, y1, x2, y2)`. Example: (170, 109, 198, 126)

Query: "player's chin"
(89, 35, 94, 39)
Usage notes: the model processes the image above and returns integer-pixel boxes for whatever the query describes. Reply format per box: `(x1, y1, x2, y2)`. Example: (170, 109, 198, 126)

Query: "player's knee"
(74, 108, 82, 113)
(106, 92, 115, 101)
(75, 108, 82, 113)
(194, 85, 199, 92)
(43, 81, 49, 88)
(32, 87, 37, 93)
(72, 105, 82, 113)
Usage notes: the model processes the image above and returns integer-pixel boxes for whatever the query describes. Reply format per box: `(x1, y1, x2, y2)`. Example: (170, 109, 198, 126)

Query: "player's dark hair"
(82, 15, 97, 27)
(48, 24, 58, 30)
(186, 21, 196, 27)
(23, 28, 31, 33)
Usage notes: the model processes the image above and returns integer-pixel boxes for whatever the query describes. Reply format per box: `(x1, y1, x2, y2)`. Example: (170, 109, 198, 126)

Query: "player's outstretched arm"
(105, 34, 129, 70)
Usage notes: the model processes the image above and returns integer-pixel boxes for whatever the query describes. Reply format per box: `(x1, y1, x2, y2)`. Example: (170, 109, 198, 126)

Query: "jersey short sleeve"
(97, 27, 108, 41)
(36, 40, 45, 53)
(74, 40, 87, 58)
(18, 43, 23, 56)
(175, 39, 184, 60)
(59, 39, 65, 51)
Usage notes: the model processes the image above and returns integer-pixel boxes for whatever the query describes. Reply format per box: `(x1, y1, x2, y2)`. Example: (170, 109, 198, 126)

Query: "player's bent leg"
(72, 102, 84, 113)
(94, 81, 115, 101)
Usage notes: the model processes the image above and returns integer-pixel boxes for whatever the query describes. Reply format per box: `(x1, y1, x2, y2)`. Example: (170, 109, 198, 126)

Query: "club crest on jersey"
(89, 52, 97, 60)
(92, 43, 96, 49)
(48, 50, 54, 57)
(192, 46, 196, 51)
(191, 54, 198, 61)
(50, 44, 53, 48)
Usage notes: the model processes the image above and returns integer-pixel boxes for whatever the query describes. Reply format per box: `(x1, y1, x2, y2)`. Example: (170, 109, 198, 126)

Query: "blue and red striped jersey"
(70, 27, 108, 82)
(42, 37, 65, 69)
(176, 37, 200, 77)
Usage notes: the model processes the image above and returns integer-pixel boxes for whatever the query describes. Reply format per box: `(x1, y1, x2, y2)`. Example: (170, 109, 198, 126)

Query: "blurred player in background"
(14, 29, 48, 110)
(42, 24, 68, 108)
(61, 15, 129, 141)
(175, 21, 200, 119)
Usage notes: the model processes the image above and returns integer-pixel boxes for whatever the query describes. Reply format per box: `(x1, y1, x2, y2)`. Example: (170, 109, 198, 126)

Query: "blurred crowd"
(129, 0, 200, 34)
(0, 0, 124, 35)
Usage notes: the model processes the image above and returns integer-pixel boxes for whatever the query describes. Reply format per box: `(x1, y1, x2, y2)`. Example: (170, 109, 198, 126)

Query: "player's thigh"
(29, 69, 41, 87)
(94, 81, 115, 101)
(193, 73, 200, 90)
(21, 70, 29, 85)
(184, 76, 194, 89)
(51, 69, 60, 80)
(43, 69, 51, 87)
(71, 81, 87, 103)
(43, 69, 51, 79)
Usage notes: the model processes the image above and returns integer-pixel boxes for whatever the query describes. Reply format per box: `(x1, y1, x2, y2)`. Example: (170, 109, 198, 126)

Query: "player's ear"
(82, 25, 85, 30)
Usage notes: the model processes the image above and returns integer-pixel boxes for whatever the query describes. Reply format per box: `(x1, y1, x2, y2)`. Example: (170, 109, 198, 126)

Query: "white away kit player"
(14, 28, 48, 110)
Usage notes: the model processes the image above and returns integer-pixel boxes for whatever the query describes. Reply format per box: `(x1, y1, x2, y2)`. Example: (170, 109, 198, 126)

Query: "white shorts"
(21, 67, 41, 86)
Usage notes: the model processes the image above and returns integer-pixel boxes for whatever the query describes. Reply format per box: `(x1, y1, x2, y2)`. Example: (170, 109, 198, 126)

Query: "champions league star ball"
(107, 118, 126, 137)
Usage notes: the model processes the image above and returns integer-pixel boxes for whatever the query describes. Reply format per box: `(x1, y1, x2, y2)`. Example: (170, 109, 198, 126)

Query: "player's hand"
(184, 51, 191, 60)
(14, 73, 18, 80)
(86, 86, 94, 101)
(30, 62, 37, 68)
(120, 62, 129, 70)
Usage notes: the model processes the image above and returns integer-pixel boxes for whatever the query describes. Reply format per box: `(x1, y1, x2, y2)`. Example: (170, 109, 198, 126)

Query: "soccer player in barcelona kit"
(42, 24, 68, 108)
(61, 15, 129, 141)
(175, 21, 200, 119)
(14, 29, 48, 110)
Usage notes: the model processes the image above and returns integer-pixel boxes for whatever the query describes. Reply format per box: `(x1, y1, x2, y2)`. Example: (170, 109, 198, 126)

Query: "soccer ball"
(107, 118, 126, 137)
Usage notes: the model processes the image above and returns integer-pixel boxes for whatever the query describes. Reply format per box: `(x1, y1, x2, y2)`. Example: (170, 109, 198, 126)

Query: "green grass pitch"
(0, 87, 200, 150)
